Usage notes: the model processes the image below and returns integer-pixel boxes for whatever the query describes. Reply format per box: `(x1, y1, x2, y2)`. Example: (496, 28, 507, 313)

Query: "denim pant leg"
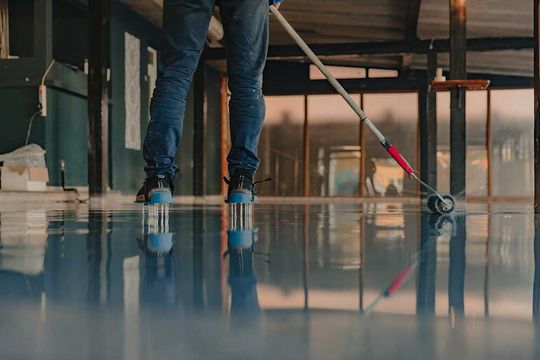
(220, 0, 269, 178)
(143, 0, 215, 179)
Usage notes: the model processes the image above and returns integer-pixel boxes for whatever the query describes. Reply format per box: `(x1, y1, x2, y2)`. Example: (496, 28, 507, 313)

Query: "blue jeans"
(143, 0, 269, 180)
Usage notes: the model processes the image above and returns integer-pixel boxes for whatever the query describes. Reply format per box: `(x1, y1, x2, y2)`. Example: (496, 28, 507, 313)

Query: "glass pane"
(491, 89, 534, 197)
(307, 94, 361, 197)
(363, 93, 418, 197)
(466, 91, 487, 197)
(259, 96, 305, 196)
(437, 93, 450, 194)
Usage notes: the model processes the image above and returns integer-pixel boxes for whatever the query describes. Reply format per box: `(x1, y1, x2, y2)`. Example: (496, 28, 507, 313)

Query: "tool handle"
(269, 5, 386, 143)
(386, 145, 414, 175)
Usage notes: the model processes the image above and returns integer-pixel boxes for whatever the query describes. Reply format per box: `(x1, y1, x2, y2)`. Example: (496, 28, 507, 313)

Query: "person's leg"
(219, 0, 269, 178)
(143, 0, 215, 180)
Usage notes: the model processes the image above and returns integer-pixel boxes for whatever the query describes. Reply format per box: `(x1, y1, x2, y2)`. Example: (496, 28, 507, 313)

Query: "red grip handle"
(386, 145, 414, 175)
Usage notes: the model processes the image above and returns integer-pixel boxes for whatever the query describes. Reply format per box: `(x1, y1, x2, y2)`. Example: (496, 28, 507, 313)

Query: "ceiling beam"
(203, 37, 533, 61)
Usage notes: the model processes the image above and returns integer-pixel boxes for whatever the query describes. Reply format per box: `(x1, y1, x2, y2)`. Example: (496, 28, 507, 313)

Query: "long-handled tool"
(270, 5, 455, 214)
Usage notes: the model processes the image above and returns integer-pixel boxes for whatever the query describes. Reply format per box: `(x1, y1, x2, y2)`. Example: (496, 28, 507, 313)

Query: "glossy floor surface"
(1, 200, 539, 359)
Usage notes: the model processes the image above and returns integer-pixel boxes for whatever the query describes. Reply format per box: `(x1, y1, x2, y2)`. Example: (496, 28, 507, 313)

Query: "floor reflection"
(0, 202, 538, 358)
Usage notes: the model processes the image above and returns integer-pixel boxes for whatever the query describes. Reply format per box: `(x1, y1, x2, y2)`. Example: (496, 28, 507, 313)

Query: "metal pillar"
(303, 95, 310, 196)
(486, 90, 493, 198)
(193, 63, 206, 196)
(419, 50, 438, 198)
(88, 0, 110, 196)
(535, 0, 540, 212)
(34, 0, 52, 69)
(449, 0, 467, 198)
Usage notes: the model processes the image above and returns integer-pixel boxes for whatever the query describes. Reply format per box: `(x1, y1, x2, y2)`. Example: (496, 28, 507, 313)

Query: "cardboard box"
(1, 166, 49, 191)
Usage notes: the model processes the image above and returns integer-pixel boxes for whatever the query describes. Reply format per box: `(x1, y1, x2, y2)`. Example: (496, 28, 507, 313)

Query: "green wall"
(0, 87, 41, 153)
(46, 87, 88, 186)
(0, 0, 224, 195)
(109, 1, 158, 193)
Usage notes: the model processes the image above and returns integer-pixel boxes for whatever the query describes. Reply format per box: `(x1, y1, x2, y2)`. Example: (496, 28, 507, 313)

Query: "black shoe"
(135, 175, 174, 204)
(224, 170, 270, 204)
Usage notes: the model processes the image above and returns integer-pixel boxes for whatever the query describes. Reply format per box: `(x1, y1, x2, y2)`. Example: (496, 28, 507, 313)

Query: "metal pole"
(486, 90, 493, 198)
(303, 95, 310, 197)
(535, 0, 540, 212)
(88, 0, 110, 197)
(269, 5, 385, 143)
(449, 0, 467, 199)
(420, 49, 438, 199)
(359, 93, 365, 197)
(193, 62, 206, 196)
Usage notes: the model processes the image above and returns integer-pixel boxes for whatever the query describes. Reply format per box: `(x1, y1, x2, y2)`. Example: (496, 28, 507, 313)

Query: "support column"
(419, 50, 438, 198)
(303, 95, 310, 197)
(486, 90, 493, 197)
(449, 0, 467, 198)
(359, 93, 366, 197)
(34, 0, 52, 69)
(535, 0, 540, 212)
(88, 0, 110, 196)
(193, 63, 206, 196)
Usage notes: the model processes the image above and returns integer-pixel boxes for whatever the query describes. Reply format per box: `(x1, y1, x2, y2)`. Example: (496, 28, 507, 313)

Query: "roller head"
(434, 195, 455, 214)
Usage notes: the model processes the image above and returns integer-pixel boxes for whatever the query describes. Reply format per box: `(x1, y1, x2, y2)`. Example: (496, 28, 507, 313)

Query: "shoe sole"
(226, 192, 257, 204)
(134, 190, 174, 205)
(147, 191, 174, 205)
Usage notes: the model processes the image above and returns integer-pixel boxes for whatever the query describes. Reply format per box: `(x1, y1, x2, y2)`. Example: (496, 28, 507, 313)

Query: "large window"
(307, 95, 361, 197)
(491, 89, 534, 197)
(363, 93, 418, 197)
(466, 91, 488, 197)
(258, 96, 305, 196)
(259, 87, 533, 199)
(261, 93, 419, 197)
(437, 93, 451, 194)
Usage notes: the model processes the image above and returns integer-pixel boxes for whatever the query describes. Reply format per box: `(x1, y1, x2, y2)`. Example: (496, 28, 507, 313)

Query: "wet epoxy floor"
(1, 200, 539, 359)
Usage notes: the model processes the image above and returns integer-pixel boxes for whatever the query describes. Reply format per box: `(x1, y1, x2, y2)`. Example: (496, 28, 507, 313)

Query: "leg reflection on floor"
(0, 201, 538, 359)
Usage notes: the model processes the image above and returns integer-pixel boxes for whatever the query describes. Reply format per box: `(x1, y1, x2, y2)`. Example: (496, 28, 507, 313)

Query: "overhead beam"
(263, 77, 420, 96)
(449, 0, 467, 198)
(203, 37, 534, 60)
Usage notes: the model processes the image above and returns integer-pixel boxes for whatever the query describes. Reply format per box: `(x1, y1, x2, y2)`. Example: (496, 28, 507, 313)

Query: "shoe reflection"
(227, 228, 260, 320)
(137, 214, 175, 308)
(226, 206, 267, 328)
